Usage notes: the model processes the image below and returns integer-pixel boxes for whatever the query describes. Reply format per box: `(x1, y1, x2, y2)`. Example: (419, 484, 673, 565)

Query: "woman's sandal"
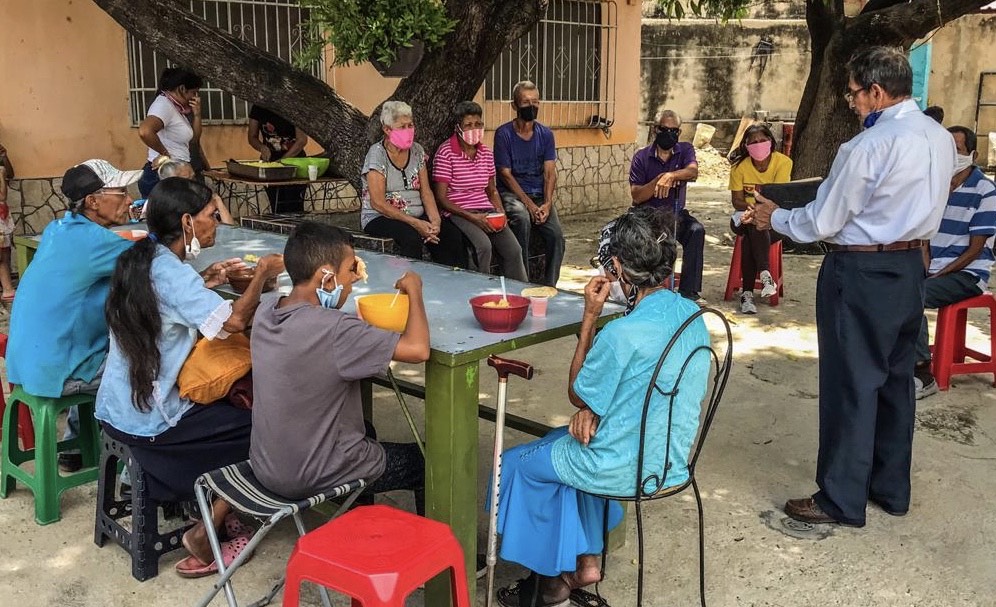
(569, 588, 611, 607)
(223, 512, 254, 540)
(175, 535, 253, 579)
(496, 576, 570, 607)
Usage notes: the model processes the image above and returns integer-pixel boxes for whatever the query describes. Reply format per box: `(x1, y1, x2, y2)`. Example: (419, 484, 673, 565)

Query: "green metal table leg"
(424, 359, 479, 607)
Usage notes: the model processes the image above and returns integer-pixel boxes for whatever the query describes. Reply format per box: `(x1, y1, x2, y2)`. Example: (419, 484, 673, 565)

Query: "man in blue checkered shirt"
(915, 126, 996, 399)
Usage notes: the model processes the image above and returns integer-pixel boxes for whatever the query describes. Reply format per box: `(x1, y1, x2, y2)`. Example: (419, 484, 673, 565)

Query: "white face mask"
(954, 153, 974, 174)
(183, 218, 201, 260)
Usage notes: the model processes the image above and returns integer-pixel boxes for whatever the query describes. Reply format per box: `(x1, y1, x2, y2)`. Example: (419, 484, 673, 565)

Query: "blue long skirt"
(489, 427, 623, 577)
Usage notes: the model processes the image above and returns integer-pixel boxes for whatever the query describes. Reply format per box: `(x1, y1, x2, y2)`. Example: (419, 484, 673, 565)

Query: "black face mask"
(654, 127, 680, 151)
(516, 105, 539, 122)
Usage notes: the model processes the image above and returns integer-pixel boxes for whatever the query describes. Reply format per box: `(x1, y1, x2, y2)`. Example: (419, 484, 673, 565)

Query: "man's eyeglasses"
(97, 189, 129, 198)
(843, 87, 867, 103)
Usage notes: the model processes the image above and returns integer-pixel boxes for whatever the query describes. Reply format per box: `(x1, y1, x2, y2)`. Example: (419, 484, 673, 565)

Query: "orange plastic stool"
(0, 334, 34, 450)
(283, 505, 471, 607)
(930, 292, 996, 391)
(724, 236, 784, 305)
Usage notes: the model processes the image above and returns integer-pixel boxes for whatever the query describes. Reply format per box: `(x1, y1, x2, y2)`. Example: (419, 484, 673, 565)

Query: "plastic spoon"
(500, 276, 508, 304)
(390, 289, 402, 307)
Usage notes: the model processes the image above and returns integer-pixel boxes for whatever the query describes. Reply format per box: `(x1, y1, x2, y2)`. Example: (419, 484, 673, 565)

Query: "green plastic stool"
(0, 387, 100, 524)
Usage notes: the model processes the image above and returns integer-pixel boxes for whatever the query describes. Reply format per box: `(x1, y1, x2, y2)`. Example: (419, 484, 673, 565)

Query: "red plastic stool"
(930, 292, 996, 390)
(723, 236, 784, 305)
(0, 334, 34, 450)
(283, 505, 471, 607)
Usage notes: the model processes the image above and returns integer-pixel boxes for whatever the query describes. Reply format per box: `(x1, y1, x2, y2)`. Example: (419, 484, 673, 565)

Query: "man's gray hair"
(511, 80, 539, 104)
(158, 160, 193, 179)
(380, 101, 413, 127)
(846, 46, 912, 99)
(655, 109, 682, 126)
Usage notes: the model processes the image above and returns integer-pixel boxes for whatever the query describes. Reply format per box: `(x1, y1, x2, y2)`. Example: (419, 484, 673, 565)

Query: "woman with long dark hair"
(728, 123, 792, 314)
(95, 177, 284, 578)
(137, 68, 209, 197)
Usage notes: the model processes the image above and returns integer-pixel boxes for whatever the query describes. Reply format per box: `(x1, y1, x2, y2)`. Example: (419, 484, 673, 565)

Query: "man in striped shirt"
(915, 126, 996, 399)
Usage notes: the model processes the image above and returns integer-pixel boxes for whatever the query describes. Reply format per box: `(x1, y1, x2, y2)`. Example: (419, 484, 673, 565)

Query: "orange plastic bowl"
(469, 294, 529, 333)
(356, 293, 410, 333)
(485, 213, 507, 231)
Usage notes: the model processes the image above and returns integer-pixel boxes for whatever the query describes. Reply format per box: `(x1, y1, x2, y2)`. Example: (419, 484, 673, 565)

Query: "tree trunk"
(90, 0, 547, 191)
(791, 0, 990, 179)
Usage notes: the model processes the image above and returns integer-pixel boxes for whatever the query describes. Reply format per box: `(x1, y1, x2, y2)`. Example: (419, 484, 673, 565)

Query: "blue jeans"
(915, 271, 983, 364)
(500, 192, 566, 287)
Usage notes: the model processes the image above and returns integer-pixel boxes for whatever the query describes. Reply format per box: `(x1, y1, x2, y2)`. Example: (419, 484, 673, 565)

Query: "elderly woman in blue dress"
(493, 208, 711, 607)
(96, 177, 284, 577)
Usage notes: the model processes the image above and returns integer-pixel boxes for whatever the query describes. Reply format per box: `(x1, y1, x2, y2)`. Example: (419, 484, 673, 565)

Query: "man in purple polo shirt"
(629, 109, 705, 303)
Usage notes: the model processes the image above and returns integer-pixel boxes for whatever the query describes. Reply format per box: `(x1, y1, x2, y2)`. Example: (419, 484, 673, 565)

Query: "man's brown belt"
(824, 239, 927, 253)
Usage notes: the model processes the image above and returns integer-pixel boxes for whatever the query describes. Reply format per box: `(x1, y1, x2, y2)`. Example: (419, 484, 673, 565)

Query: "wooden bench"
(240, 213, 548, 283)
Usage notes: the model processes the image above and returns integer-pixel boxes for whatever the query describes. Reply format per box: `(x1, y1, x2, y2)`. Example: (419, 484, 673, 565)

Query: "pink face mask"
(387, 127, 415, 150)
(459, 127, 484, 146)
(746, 140, 772, 162)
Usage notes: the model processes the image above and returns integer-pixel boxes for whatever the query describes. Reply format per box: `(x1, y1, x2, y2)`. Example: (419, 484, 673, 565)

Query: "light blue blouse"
(551, 289, 710, 496)
(96, 246, 231, 437)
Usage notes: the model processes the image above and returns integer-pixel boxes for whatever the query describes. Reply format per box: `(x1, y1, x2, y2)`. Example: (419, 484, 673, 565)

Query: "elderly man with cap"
(7, 159, 142, 472)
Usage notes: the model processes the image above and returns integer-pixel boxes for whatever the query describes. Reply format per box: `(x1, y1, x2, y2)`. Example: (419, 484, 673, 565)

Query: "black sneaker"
(57, 452, 83, 473)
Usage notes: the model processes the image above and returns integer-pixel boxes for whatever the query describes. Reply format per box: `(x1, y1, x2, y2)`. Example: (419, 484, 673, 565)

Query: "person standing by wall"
(494, 81, 566, 287)
(248, 105, 310, 214)
(748, 47, 957, 526)
(0, 137, 17, 301)
(137, 68, 206, 197)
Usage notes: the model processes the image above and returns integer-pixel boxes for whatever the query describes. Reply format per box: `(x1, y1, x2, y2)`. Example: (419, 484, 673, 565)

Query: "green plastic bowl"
(279, 157, 331, 179)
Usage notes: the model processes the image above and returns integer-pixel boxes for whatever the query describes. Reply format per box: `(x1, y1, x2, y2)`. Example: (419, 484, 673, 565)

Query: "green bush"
(296, 0, 457, 67)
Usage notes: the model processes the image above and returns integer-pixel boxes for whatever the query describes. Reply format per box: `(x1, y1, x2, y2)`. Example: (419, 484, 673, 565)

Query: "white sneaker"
(914, 375, 939, 400)
(740, 291, 757, 314)
(759, 270, 777, 299)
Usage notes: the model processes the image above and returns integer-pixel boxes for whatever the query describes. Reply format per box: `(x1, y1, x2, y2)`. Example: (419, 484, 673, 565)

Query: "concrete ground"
(1, 184, 995, 606)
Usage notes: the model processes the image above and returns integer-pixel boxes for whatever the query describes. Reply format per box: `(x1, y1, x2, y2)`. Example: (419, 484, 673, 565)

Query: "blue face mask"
(863, 110, 883, 129)
(316, 270, 343, 309)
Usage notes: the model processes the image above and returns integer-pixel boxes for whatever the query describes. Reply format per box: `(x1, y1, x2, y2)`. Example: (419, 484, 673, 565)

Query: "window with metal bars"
(127, 0, 321, 126)
(484, 0, 617, 130)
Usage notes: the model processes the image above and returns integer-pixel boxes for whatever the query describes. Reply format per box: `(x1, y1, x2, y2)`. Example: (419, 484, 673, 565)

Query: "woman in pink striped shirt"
(432, 101, 528, 281)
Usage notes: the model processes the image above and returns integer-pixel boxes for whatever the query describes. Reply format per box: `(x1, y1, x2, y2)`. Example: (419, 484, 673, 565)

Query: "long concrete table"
(17, 224, 625, 605)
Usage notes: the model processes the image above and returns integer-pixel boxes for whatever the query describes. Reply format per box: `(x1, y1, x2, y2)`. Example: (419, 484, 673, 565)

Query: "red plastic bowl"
(485, 213, 507, 231)
(469, 294, 530, 333)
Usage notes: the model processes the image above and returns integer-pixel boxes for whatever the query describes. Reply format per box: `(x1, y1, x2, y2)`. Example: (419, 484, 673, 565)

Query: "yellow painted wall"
(926, 15, 996, 163)
(3, 1, 641, 179)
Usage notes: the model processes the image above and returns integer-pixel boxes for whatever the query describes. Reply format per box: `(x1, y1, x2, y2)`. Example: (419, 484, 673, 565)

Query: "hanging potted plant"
(297, 0, 456, 78)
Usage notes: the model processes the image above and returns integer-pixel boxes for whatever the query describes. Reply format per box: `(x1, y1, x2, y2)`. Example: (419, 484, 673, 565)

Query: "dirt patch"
(916, 406, 978, 445)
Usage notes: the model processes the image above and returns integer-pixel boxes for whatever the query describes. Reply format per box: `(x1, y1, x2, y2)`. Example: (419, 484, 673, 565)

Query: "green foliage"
(295, 0, 457, 67)
(652, 0, 750, 22)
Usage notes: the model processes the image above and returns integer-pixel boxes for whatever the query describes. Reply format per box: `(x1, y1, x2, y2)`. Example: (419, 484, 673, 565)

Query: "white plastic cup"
(529, 296, 548, 317)
(307, 164, 319, 181)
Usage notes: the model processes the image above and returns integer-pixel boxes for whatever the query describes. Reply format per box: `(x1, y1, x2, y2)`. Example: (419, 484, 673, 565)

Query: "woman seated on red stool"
(491, 209, 711, 607)
(729, 124, 792, 314)
(96, 178, 284, 577)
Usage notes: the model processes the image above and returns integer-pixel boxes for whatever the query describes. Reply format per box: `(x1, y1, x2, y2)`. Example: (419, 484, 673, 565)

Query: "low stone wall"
(6, 142, 636, 239)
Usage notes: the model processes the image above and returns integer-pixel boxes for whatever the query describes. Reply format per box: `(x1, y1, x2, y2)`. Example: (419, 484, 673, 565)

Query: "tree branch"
(91, 0, 369, 185)
(849, 0, 990, 44)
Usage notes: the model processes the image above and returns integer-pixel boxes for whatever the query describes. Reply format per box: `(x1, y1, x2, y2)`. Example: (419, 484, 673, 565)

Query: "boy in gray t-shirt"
(249, 222, 431, 504)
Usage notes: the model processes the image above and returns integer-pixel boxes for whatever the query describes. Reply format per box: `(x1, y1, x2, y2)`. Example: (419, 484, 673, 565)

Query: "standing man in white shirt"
(748, 47, 956, 527)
